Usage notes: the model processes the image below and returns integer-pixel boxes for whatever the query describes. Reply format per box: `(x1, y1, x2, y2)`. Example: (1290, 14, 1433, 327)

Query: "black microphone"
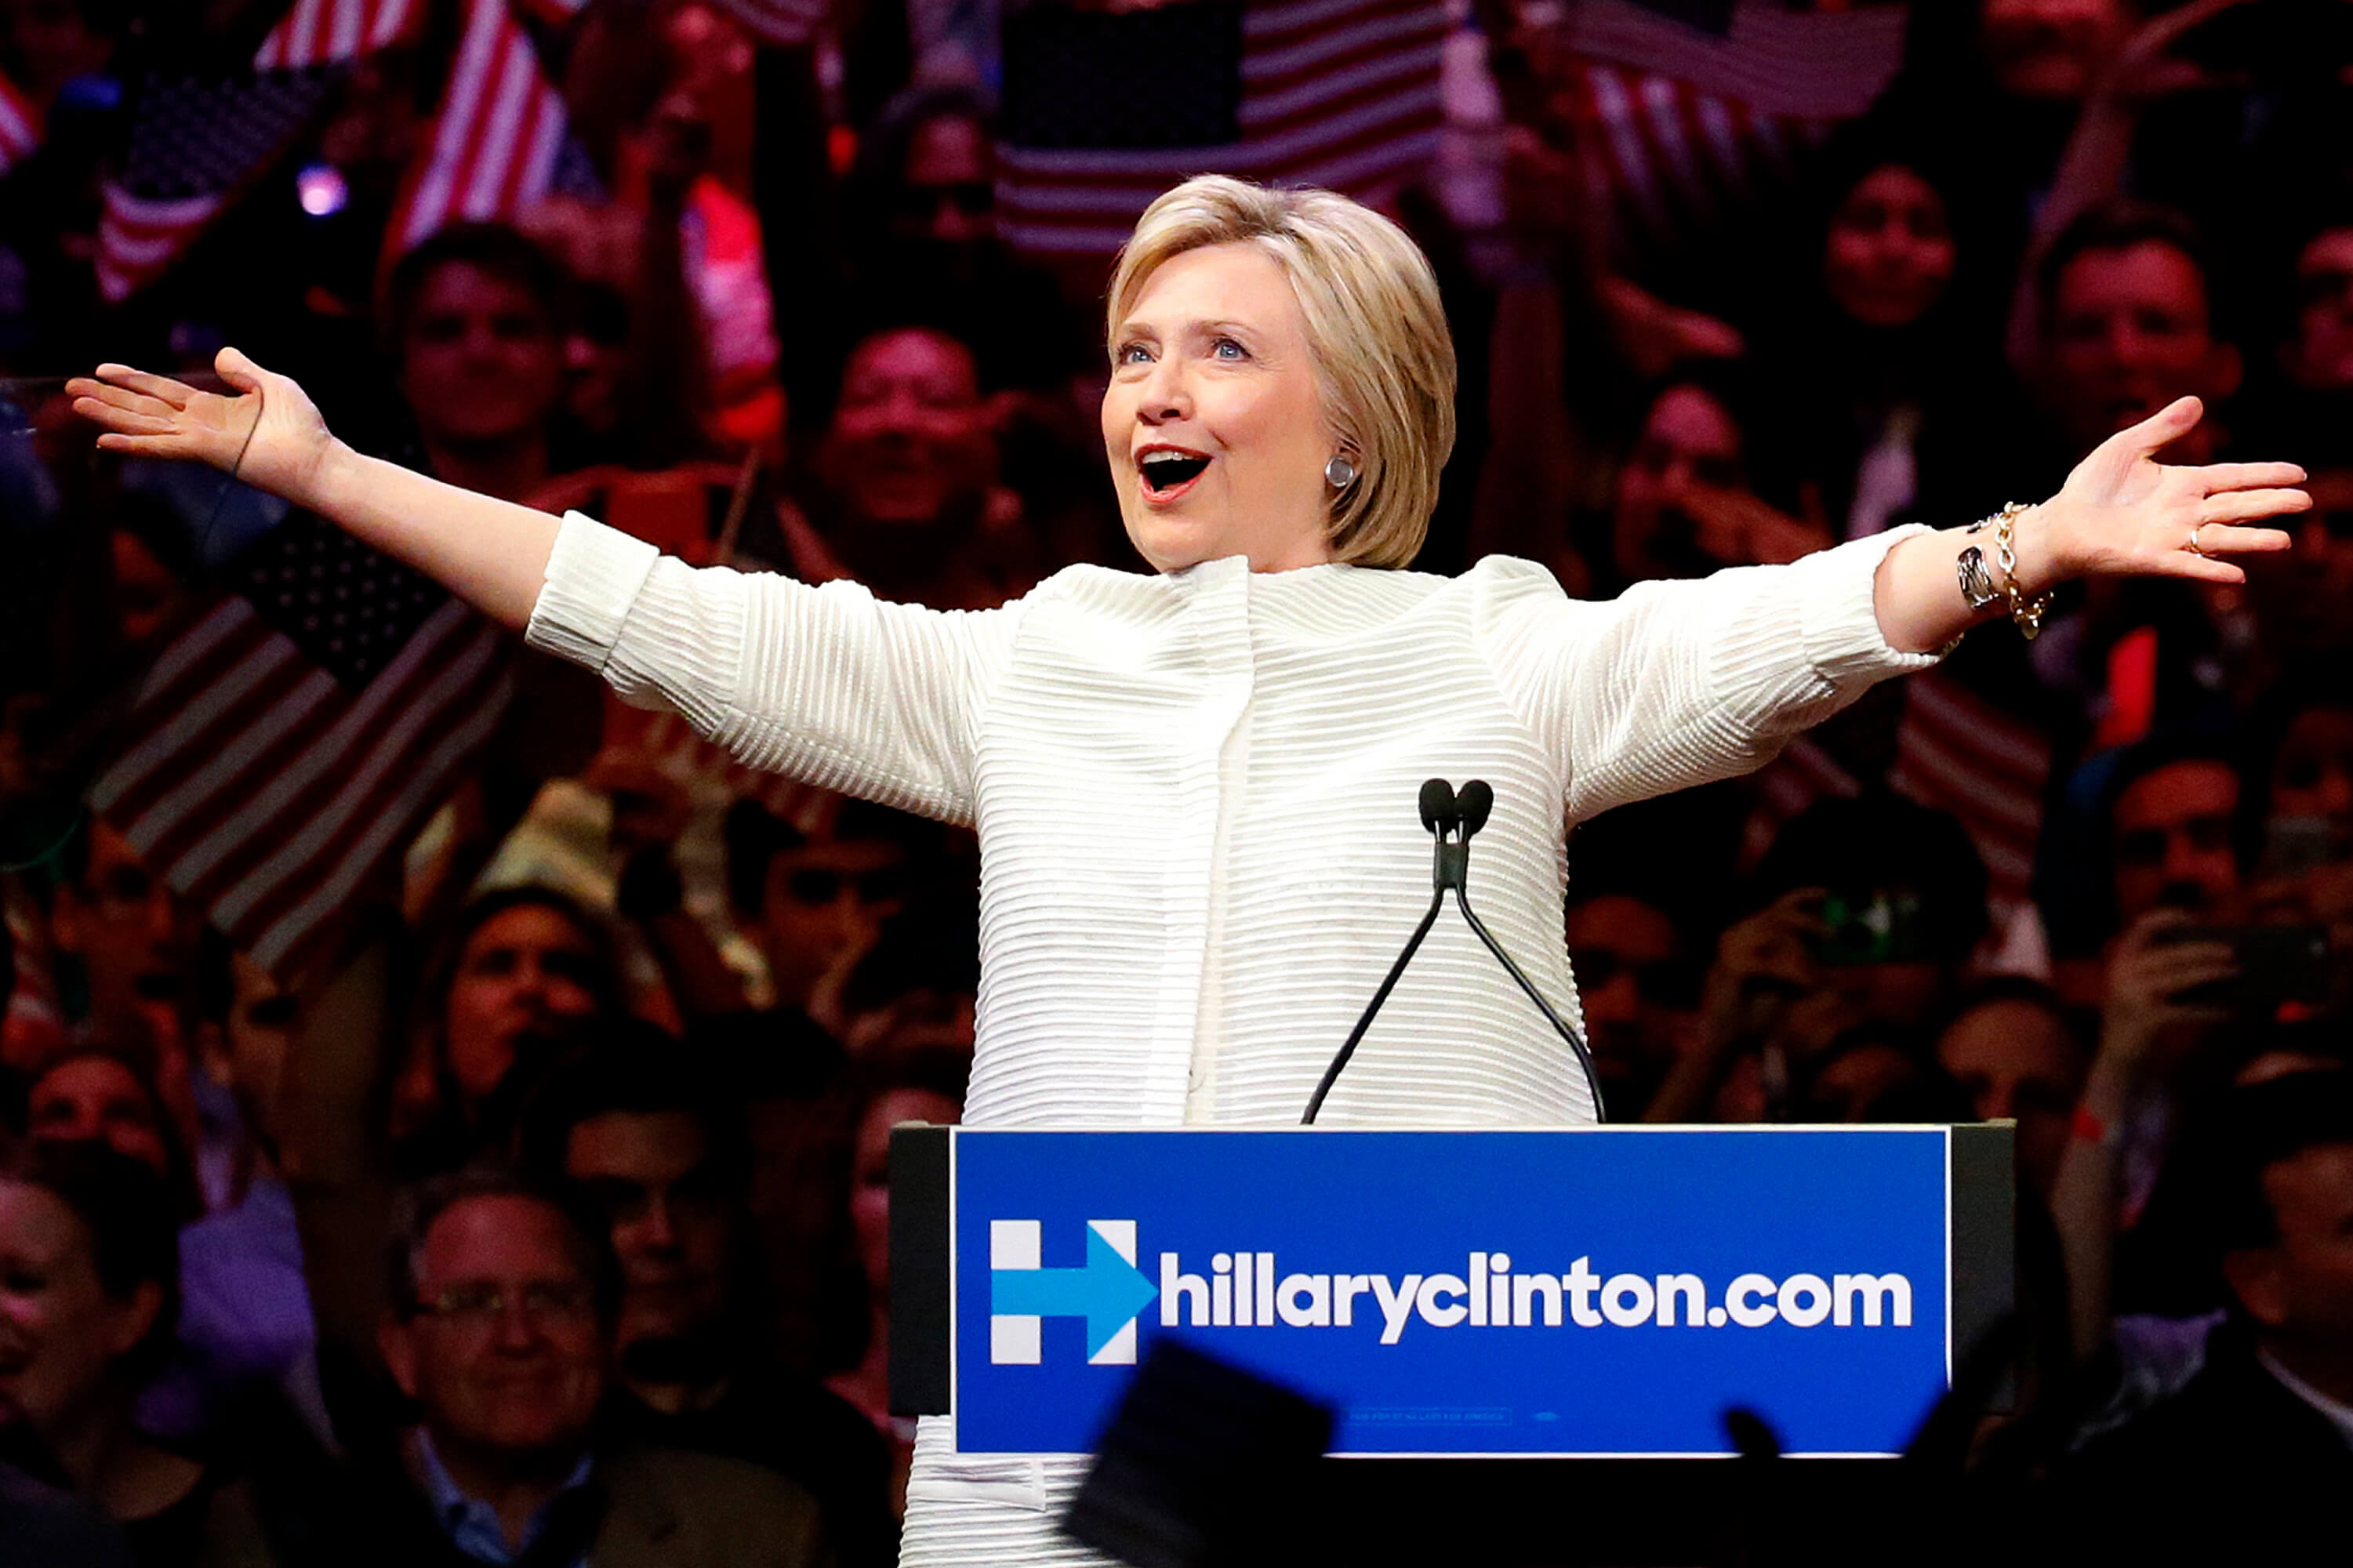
(1455, 779, 1494, 837)
(1418, 778, 1458, 837)
(1302, 779, 1609, 1125)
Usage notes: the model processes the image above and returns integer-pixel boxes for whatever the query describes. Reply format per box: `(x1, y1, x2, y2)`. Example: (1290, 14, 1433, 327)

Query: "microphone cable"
(1302, 779, 1608, 1126)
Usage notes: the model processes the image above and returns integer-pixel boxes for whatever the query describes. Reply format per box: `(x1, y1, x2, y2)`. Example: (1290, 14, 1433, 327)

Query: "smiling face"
(824, 328, 994, 527)
(1102, 243, 1338, 575)
(380, 1196, 607, 1461)
(1824, 165, 1955, 329)
(0, 1180, 158, 1443)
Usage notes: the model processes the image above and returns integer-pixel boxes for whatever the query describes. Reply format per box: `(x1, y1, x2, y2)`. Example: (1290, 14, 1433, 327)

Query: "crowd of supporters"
(5, 0, 2353, 1563)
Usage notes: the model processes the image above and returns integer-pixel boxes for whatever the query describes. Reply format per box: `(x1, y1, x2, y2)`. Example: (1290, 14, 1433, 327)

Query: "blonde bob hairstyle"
(1105, 175, 1457, 570)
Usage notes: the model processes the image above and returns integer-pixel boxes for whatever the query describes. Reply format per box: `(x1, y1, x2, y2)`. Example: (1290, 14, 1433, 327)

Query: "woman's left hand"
(2036, 395, 2306, 588)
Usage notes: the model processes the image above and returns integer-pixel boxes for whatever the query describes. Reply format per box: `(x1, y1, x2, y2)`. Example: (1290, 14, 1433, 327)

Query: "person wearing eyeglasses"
(518, 1040, 898, 1568)
(72, 172, 2311, 1566)
(361, 1167, 830, 1568)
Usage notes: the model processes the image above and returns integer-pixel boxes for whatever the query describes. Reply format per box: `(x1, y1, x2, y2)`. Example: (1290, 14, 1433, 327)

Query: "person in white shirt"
(72, 174, 2308, 1566)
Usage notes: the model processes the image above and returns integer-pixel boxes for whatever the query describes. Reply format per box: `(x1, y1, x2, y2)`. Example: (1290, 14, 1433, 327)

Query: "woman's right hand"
(67, 347, 340, 507)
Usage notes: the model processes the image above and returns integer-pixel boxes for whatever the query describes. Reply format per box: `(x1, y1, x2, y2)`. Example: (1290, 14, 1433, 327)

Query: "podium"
(889, 1124, 2013, 1460)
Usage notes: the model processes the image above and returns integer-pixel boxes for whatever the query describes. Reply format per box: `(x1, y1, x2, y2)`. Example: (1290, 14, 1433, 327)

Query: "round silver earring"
(1324, 454, 1358, 488)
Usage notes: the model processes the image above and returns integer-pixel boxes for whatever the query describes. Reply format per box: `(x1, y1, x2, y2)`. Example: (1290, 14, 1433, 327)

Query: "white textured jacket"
(524, 512, 1941, 1559)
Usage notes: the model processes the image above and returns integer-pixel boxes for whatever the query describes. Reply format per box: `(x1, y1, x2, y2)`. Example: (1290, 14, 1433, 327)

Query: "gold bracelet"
(1990, 501, 2053, 641)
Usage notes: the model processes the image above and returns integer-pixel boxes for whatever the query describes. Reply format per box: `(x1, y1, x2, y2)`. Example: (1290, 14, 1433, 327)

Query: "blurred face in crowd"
(52, 821, 201, 1037)
(2111, 759, 2241, 925)
(2249, 472, 2353, 659)
(849, 1087, 960, 1298)
(754, 834, 904, 1007)
(2270, 705, 2353, 851)
(0, 1178, 161, 1443)
(1824, 165, 1956, 329)
(2043, 241, 2239, 456)
(441, 906, 605, 1109)
(398, 261, 565, 451)
(2289, 229, 2353, 392)
(27, 1057, 171, 1176)
(893, 114, 995, 248)
(1567, 895, 1693, 1105)
(1613, 383, 1744, 583)
(218, 953, 298, 1143)
(566, 1111, 731, 1351)
(2225, 1142, 2353, 1370)
(1979, 0, 2128, 100)
(823, 330, 997, 528)
(658, 3, 753, 143)
(381, 1196, 605, 1462)
(1106, 243, 1335, 575)
(1937, 1000, 2085, 1195)
(1806, 1040, 1924, 1123)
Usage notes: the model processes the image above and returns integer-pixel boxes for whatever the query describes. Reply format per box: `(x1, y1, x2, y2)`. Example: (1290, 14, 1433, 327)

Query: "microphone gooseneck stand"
(1300, 779, 1609, 1126)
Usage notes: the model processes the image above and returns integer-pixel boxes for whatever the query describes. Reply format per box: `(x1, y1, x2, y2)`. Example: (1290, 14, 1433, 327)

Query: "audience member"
(775, 325, 1039, 610)
(840, 85, 1089, 399)
(356, 1166, 830, 1567)
(2046, 1072, 2353, 1559)
(2032, 201, 2241, 469)
(826, 1051, 966, 1517)
(381, 225, 586, 506)
(46, 820, 201, 1065)
(0, 1138, 227, 1564)
(24, 1045, 200, 1221)
(1936, 980, 2091, 1196)
(2103, 737, 2246, 935)
(719, 797, 910, 1045)
(1563, 886, 1698, 1120)
(523, 1038, 895, 1567)
(394, 887, 626, 1173)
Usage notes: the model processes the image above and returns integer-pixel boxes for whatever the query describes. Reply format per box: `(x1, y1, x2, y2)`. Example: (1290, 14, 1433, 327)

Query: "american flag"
(3, 874, 67, 1065)
(252, 0, 423, 70)
(96, 69, 339, 301)
(1556, 1, 1907, 261)
(386, 0, 569, 252)
(995, 0, 1451, 254)
(88, 517, 515, 976)
(1563, 0, 1907, 119)
(704, 0, 827, 46)
(0, 69, 39, 176)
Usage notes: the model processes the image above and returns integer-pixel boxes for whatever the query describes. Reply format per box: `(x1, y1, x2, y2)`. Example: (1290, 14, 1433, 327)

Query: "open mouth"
(1138, 448, 1211, 499)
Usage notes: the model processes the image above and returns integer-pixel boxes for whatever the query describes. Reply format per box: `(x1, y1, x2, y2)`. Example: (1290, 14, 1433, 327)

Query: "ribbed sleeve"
(1474, 527, 1942, 822)
(524, 512, 1025, 824)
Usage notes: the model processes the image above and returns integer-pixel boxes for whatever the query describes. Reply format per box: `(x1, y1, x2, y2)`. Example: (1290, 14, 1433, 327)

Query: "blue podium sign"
(917, 1127, 1995, 1459)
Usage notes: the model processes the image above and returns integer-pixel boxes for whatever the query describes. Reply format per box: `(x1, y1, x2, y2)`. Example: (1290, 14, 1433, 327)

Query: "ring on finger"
(2186, 522, 2207, 556)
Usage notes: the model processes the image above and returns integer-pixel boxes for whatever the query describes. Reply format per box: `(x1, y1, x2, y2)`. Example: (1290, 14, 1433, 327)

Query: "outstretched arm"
(69, 349, 558, 629)
(1872, 396, 2304, 654)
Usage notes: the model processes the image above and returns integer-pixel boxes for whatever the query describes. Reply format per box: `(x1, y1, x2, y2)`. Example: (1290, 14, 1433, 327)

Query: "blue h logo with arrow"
(989, 1219, 1160, 1366)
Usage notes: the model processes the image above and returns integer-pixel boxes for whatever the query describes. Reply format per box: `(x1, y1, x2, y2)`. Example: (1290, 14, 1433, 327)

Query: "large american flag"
(385, 0, 571, 252)
(995, 0, 1451, 254)
(88, 517, 514, 976)
(1556, 0, 1908, 263)
(96, 69, 341, 302)
(96, 0, 437, 299)
(0, 69, 39, 176)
